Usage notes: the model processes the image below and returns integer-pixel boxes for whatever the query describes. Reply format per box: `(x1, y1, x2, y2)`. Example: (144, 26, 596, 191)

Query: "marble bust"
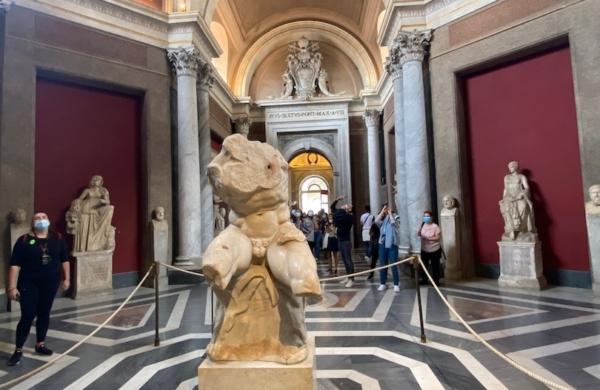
(203, 134, 322, 364)
(499, 161, 537, 241)
(152, 206, 168, 230)
(151, 206, 169, 266)
(9, 208, 30, 250)
(586, 184, 600, 214)
(440, 195, 458, 217)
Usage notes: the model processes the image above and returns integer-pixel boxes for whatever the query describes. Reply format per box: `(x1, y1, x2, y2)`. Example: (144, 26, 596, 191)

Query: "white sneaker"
(393, 285, 400, 293)
(339, 278, 348, 284)
(345, 280, 354, 288)
(363, 256, 370, 262)
(377, 284, 387, 292)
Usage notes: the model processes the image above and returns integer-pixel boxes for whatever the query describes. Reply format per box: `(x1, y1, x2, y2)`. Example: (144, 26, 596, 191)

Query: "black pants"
(16, 277, 59, 348)
(421, 249, 442, 285)
(368, 242, 379, 278)
(339, 240, 354, 280)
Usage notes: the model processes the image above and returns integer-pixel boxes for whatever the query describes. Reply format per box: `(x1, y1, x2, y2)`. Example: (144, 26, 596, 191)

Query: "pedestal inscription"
(73, 250, 113, 298)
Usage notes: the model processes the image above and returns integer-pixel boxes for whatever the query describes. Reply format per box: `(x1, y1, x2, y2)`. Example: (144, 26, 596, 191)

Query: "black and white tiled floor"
(0, 257, 599, 389)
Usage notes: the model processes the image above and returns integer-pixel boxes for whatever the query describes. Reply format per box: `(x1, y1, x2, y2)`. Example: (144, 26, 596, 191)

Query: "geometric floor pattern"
(0, 257, 599, 389)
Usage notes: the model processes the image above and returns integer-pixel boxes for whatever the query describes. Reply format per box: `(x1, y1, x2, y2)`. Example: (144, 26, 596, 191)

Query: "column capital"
(234, 116, 251, 137)
(384, 48, 402, 80)
(167, 46, 201, 77)
(362, 109, 380, 129)
(0, 0, 14, 11)
(393, 29, 432, 65)
(197, 60, 215, 91)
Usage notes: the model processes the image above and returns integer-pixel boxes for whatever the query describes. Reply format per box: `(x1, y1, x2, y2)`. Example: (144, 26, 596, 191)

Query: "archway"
(289, 151, 333, 213)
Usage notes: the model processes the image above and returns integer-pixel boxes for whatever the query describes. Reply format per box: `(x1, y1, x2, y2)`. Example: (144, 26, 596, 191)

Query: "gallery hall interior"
(0, 0, 599, 389)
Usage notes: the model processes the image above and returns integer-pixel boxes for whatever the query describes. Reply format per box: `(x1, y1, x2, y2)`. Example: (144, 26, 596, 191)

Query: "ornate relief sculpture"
(66, 175, 116, 252)
(279, 37, 344, 100)
(499, 161, 537, 241)
(203, 134, 322, 364)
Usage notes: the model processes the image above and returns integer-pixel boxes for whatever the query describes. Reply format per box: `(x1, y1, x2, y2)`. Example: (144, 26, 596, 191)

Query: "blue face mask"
(423, 216, 432, 224)
(34, 219, 50, 231)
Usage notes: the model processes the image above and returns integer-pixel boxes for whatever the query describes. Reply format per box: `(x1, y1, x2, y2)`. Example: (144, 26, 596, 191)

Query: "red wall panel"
(35, 79, 142, 274)
(464, 46, 589, 271)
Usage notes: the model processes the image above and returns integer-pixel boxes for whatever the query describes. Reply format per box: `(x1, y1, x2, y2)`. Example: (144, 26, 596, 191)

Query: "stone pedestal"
(198, 337, 316, 390)
(498, 241, 546, 290)
(73, 250, 113, 299)
(585, 213, 600, 295)
(440, 212, 461, 281)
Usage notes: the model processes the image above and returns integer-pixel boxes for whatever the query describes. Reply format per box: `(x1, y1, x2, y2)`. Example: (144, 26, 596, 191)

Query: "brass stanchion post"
(413, 256, 427, 343)
(154, 262, 160, 346)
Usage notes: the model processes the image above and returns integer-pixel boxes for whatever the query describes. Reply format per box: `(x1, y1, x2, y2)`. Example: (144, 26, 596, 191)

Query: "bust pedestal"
(498, 241, 546, 290)
(440, 210, 461, 280)
(585, 213, 600, 296)
(198, 337, 316, 390)
(73, 250, 114, 299)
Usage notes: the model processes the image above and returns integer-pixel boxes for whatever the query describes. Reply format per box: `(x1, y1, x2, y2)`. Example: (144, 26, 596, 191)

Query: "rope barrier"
(157, 262, 204, 277)
(319, 256, 415, 282)
(416, 257, 572, 390)
(0, 264, 156, 389)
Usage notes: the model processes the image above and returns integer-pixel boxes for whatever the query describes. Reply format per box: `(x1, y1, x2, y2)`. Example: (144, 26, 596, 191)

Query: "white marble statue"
(280, 71, 294, 99)
(9, 208, 30, 250)
(203, 134, 322, 364)
(586, 184, 600, 214)
(66, 175, 116, 252)
(278, 37, 344, 100)
(440, 196, 461, 280)
(499, 161, 537, 241)
(151, 206, 169, 265)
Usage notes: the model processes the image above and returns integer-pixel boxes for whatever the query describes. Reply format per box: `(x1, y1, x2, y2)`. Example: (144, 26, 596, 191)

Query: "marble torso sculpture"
(213, 204, 226, 236)
(586, 184, 600, 215)
(279, 37, 344, 100)
(203, 134, 322, 364)
(66, 175, 116, 252)
(9, 208, 30, 250)
(499, 161, 537, 241)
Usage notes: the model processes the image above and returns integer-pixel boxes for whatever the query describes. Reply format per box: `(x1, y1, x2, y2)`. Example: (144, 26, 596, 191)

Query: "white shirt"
(360, 212, 374, 230)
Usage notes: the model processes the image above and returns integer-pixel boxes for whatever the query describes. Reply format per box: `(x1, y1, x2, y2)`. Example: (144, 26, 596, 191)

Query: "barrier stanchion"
(154, 261, 160, 347)
(413, 256, 426, 343)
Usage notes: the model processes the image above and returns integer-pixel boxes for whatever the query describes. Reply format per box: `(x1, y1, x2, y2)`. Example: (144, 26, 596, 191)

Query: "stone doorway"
(288, 151, 333, 212)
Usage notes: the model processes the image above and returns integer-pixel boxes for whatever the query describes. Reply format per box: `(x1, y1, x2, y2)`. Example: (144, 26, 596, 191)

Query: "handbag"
(322, 233, 329, 249)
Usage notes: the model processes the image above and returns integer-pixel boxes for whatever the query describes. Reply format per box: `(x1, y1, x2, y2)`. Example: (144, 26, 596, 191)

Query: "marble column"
(197, 61, 215, 252)
(363, 109, 382, 213)
(167, 47, 202, 266)
(385, 43, 410, 254)
(235, 115, 251, 138)
(399, 30, 432, 253)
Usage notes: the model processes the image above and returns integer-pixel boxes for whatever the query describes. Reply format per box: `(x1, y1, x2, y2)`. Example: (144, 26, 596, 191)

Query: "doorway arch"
(289, 151, 333, 212)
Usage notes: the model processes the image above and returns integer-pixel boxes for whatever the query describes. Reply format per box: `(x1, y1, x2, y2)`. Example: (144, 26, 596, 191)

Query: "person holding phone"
(418, 210, 442, 285)
(375, 204, 400, 292)
(6, 212, 70, 366)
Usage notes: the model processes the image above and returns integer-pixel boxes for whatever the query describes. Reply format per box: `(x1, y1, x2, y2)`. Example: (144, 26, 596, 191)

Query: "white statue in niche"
(278, 37, 344, 100)
(203, 134, 322, 364)
(66, 175, 116, 252)
(499, 161, 537, 242)
(586, 184, 600, 215)
(9, 208, 30, 250)
(440, 196, 461, 280)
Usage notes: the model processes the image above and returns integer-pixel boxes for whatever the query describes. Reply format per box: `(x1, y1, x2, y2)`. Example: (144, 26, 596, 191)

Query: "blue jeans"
(379, 245, 399, 286)
(314, 231, 323, 259)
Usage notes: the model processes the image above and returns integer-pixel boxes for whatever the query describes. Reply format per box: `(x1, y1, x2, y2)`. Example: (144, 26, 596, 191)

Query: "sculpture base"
(498, 241, 546, 290)
(198, 337, 316, 390)
(585, 213, 600, 296)
(73, 250, 113, 299)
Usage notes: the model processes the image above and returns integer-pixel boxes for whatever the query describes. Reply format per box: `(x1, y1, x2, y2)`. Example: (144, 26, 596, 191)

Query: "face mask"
(34, 219, 50, 231)
(423, 216, 432, 223)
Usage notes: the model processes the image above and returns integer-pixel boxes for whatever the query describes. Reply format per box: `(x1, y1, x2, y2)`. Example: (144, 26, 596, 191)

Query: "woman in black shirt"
(6, 212, 70, 366)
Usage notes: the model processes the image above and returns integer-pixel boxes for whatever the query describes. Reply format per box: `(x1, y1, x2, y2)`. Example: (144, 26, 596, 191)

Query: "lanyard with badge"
(29, 237, 51, 265)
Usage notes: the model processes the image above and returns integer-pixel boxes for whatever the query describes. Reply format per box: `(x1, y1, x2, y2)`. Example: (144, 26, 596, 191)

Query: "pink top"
(420, 223, 441, 252)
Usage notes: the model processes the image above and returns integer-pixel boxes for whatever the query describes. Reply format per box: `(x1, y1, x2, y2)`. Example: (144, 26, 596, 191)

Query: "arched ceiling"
(212, 0, 385, 98)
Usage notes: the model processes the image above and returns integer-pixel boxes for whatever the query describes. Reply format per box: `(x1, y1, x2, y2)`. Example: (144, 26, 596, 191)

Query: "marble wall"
(0, 6, 172, 289)
(429, 0, 600, 285)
